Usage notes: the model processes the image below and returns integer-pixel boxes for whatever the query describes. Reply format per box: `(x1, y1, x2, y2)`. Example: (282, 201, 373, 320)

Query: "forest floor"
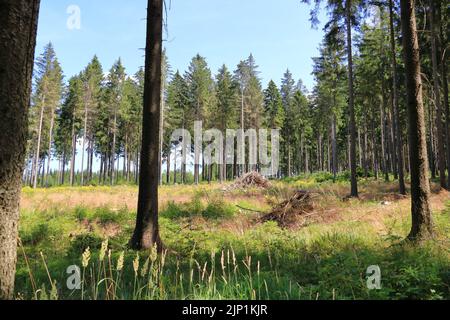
(16, 176, 450, 300)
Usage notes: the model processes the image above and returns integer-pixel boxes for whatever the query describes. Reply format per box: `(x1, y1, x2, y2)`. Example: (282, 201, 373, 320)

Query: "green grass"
(15, 182, 450, 300)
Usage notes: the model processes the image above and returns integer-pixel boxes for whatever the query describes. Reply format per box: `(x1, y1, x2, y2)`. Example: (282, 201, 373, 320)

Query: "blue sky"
(36, 0, 327, 91)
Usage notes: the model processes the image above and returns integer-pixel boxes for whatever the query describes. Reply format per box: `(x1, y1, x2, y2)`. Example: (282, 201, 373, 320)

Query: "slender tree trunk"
(61, 152, 66, 185)
(159, 84, 165, 186)
(33, 96, 45, 189)
(358, 128, 362, 168)
(166, 153, 170, 185)
(371, 116, 379, 180)
(182, 121, 187, 184)
(346, 0, 358, 197)
(125, 137, 130, 182)
(428, 99, 437, 179)
(438, 3, 450, 189)
(135, 149, 139, 185)
(400, 0, 434, 241)
(429, 2, 447, 189)
(443, 55, 450, 190)
(389, 0, 406, 194)
(86, 141, 91, 183)
(287, 146, 292, 177)
(441, 44, 450, 190)
(111, 107, 117, 186)
(240, 87, 245, 177)
(380, 98, 389, 181)
(363, 124, 368, 177)
(0, 0, 40, 299)
(70, 122, 76, 186)
(45, 109, 55, 187)
(332, 114, 337, 182)
(388, 96, 397, 177)
(40, 158, 45, 187)
(130, 0, 163, 250)
(88, 139, 93, 183)
(80, 103, 88, 186)
(174, 146, 178, 184)
(305, 147, 310, 174)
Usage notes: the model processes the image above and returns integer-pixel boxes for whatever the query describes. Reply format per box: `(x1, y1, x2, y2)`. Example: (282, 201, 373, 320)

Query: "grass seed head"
(117, 251, 125, 271)
(82, 247, 91, 268)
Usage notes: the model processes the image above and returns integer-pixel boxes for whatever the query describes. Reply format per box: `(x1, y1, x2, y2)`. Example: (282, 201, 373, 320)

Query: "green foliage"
(264, 80, 285, 129)
(15, 195, 450, 300)
(68, 233, 103, 256)
(92, 206, 123, 225)
(21, 223, 51, 246)
(161, 194, 236, 220)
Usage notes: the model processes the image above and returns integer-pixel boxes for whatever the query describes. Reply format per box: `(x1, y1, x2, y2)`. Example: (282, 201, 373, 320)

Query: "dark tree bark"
(332, 113, 338, 182)
(380, 95, 389, 181)
(346, 0, 358, 197)
(166, 153, 170, 185)
(130, 0, 163, 250)
(400, 0, 434, 241)
(429, 1, 447, 189)
(0, 0, 40, 299)
(389, 0, 406, 195)
(441, 19, 450, 189)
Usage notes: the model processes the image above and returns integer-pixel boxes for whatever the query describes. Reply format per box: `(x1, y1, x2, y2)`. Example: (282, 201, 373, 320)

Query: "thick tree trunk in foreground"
(400, 0, 434, 241)
(0, 0, 40, 299)
(346, 0, 358, 197)
(130, 0, 163, 250)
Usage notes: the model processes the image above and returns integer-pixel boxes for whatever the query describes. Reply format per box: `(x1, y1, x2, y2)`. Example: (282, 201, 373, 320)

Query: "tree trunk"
(159, 84, 164, 186)
(130, 0, 163, 251)
(174, 146, 178, 184)
(371, 115, 379, 180)
(380, 97, 389, 181)
(88, 139, 93, 183)
(0, 0, 40, 299)
(166, 153, 170, 185)
(287, 146, 292, 177)
(389, 0, 406, 194)
(429, 2, 447, 189)
(240, 87, 245, 177)
(388, 96, 396, 177)
(358, 128, 362, 168)
(332, 114, 337, 182)
(427, 99, 437, 179)
(61, 152, 66, 185)
(438, 2, 450, 189)
(443, 56, 450, 190)
(70, 122, 77, 186)
(45, 109, 55, 187)
(400, 0, 434, 241)
(346, 0, 358, 197)
(80, 103, 88, 186)
(111, 107, 117, 186)
(33, 96, 45, 189)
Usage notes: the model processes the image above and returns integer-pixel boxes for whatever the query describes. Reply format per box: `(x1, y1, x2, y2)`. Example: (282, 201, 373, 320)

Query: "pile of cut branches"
(224, 171, 271, 191)
(260, 190, 316, 228)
